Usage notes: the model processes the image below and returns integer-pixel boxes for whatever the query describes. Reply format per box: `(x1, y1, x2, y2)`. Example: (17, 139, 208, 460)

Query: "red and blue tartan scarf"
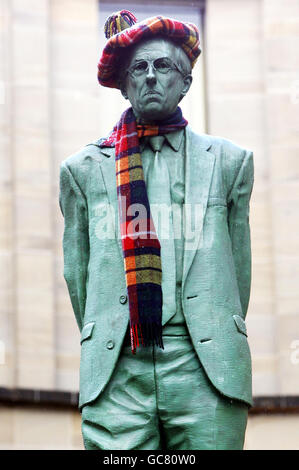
(100, 106, 188, 354)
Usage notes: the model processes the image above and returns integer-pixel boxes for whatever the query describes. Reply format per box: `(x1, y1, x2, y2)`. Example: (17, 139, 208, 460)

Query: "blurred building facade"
(0, 0, 299, 449)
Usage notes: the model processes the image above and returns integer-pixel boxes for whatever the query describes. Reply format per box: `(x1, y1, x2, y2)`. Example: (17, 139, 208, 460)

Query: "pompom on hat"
(97, 10, 201, 89)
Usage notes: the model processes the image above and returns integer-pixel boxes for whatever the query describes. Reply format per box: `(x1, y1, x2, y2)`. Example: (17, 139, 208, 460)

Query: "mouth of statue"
(144, 92, 162, 103)
(144, 90, 161, 96)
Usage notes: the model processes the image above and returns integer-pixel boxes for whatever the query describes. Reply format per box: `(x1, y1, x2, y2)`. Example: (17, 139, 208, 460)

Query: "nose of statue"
(146, 65, 157, 85)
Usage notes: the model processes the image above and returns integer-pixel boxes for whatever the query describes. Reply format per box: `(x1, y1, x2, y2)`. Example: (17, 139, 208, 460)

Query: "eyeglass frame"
(125, 56, 187, 79)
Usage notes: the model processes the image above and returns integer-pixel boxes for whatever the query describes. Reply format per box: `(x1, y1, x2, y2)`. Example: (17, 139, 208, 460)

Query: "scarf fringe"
(130, 321, 164, 354)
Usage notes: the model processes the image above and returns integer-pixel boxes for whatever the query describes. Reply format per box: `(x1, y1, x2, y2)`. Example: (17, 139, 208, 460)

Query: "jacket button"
(119, 295, 127, 304)
(106, 340, 114, 350)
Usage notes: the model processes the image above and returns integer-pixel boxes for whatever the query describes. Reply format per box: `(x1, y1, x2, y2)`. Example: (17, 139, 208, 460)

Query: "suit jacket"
(59, 126, 254, 409)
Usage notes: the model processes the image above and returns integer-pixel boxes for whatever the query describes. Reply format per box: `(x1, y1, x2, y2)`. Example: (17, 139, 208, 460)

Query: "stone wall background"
(0, 0, 299, 449)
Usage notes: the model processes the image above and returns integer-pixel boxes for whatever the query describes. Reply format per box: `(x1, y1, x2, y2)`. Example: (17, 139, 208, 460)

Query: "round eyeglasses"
(126, 57, 185, 78)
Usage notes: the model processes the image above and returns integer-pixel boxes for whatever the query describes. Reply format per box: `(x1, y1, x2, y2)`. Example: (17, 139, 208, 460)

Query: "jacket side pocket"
(80, 321, 95, 344)
(233, 315, 248, 337)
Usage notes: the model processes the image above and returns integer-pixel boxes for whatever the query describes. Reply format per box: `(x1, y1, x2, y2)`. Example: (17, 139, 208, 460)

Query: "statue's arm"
(59, 161, 90, 332)
(227, 150, 254, 320)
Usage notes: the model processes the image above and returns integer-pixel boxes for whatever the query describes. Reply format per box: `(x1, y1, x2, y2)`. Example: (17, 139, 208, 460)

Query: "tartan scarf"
(101, 106, 188, 354)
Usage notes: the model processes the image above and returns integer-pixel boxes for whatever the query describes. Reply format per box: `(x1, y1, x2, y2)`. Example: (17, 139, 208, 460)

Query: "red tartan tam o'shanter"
(97, 9, 201, 89)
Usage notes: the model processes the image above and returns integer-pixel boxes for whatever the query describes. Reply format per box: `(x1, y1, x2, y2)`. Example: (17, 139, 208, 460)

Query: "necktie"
(145, 135, 176, 325)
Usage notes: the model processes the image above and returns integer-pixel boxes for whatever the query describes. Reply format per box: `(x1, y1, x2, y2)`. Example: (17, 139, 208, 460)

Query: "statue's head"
(97, 10, 201, 122)
(117, 36, 192, 122)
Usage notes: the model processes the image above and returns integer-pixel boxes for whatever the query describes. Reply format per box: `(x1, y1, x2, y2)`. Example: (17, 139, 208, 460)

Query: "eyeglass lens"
(129, 58, 178, 76)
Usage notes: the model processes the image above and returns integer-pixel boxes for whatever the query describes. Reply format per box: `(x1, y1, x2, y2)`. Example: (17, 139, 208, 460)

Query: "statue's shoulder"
(187, 127, 251, 156)
(62, 138, 106, 167)
(209, 134, 252, 160)
(187, 127, 253, 171)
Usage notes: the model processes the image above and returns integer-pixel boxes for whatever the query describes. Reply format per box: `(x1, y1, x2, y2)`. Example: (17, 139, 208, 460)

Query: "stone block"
(13, 406, 72, 449)
(245, 414, 299, 450)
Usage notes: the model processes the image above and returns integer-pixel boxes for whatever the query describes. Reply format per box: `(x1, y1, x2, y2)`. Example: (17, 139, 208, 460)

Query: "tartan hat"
(97, 10, 201, 89)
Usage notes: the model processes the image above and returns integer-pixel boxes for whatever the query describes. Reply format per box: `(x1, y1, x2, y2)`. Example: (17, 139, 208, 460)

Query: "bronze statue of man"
(59, 10, 254, 450)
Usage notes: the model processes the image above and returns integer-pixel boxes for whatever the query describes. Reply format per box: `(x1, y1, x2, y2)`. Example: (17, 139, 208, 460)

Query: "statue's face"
(121, 38, 192, 122)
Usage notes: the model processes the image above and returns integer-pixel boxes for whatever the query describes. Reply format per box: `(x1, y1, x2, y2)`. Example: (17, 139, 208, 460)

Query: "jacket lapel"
(182, 127, 215, 297)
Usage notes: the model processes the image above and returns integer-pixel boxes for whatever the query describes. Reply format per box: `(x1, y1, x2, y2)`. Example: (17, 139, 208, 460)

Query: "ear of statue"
(120, 82, 128, 100)
(179, 74, 192, 101)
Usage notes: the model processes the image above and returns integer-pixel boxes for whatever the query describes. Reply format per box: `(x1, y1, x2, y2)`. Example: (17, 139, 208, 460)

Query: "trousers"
(81, 324, 249, 450)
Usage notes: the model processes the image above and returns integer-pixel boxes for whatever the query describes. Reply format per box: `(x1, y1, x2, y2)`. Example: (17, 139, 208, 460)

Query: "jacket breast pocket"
(233, 315, 248, 337)
(80, 321, 95, 345)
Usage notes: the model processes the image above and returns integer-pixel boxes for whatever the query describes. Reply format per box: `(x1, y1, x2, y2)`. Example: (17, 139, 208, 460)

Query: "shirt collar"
(140, 129, 184, 152)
